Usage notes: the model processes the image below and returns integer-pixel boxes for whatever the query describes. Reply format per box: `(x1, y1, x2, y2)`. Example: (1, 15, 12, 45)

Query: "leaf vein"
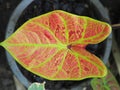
(57, 14, 69, 44)
(51, 50, 68, 78)
(33, 22, 62, 44)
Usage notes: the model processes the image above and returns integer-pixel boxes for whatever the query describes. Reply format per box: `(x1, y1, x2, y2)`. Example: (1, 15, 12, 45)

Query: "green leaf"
(28, 82, 45, 90)
(91, 69, 120, 90)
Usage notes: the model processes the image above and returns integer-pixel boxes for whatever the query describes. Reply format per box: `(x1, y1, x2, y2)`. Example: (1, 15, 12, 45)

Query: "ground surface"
(0, 0, 120, 90)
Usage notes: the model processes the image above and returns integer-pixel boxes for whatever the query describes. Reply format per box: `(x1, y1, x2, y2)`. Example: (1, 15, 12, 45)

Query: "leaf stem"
(112, 23, 120, 29)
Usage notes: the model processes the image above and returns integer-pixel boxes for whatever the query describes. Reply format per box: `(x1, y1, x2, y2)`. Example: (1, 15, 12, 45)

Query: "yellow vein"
(19, 47, 41, 60)
(33, 49, 62, 68)
(78, 18, 88, 39)
(81, 18, 88, 39)
(57, 14, 69, 44)
(3, 43, 67, 49)
(83, 32, 104, 40)
(69, 50, 82, 77)
(79, 22, 106, 42)
(51, 50, 68, 78)
(33, 22, 62, 44)
(28, 48, 53, 69)
(69, 18, 87, 44)
(71, 32, 105, 44)
(23, 30, 42, 43)
(71, 50, 103, 74)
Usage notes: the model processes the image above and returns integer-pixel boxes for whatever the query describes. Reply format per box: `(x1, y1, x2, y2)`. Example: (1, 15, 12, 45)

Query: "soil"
(0, 0, 120, 90)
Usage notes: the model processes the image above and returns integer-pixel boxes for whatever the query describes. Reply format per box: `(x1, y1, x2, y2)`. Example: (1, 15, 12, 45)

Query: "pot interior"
(14, 0, 107, 89)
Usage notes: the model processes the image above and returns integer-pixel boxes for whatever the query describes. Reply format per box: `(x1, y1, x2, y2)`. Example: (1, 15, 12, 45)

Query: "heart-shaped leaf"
(91, 69, 120, 90)
(0, 10, 111, 80)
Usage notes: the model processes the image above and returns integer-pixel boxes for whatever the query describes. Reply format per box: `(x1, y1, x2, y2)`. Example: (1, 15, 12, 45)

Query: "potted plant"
(3, 0, 112, 89)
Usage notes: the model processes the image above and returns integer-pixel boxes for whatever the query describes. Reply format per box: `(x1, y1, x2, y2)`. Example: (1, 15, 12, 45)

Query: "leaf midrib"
(1, 42, 68, 49)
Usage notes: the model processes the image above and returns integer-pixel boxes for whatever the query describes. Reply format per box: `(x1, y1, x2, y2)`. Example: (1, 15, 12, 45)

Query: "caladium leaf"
(0, 10, 111, 80)
(91, 69, 120, 90)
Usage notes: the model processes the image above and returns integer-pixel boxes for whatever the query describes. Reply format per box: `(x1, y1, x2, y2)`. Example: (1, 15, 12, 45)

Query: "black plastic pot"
(6, 0, 112, 89)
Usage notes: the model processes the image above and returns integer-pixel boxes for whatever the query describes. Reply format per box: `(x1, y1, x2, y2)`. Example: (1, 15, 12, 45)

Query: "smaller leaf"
(28, 82, 45, 90)
(91, 69, 120, 90)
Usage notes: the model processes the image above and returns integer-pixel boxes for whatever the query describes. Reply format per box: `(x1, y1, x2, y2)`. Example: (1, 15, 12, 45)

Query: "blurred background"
(0, 0, 120, 90)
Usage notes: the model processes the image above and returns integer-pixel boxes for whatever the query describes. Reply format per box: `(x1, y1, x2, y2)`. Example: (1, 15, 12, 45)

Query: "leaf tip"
(0, 41, 6, 47)
(0, 42, 3, 46)
(105, 22, 112, 33)
(103, 67, 108, 77)
(100, 64, 108, 78)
